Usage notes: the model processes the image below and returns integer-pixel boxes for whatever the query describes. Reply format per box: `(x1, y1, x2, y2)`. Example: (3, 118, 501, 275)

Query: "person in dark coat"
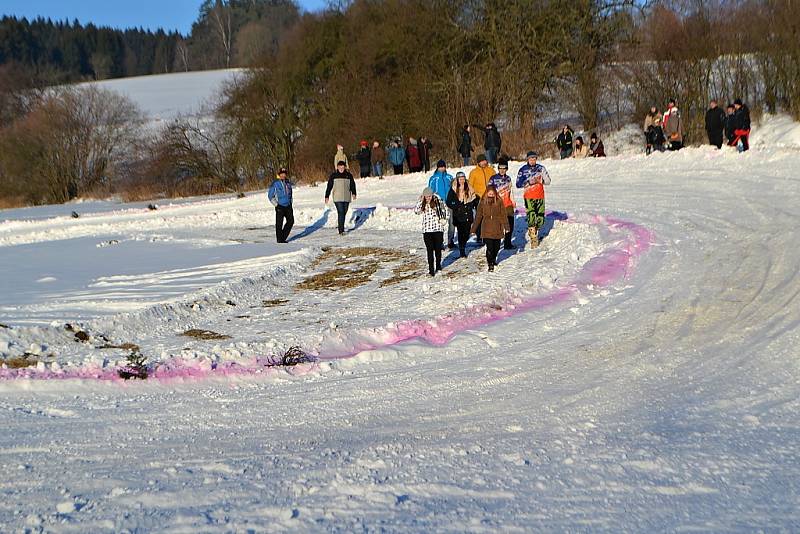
(419, 136, 433, 172)
(730, 98, 751, 152)
(457, 125, 473, 166)
(589, 133, 606, 157)
(724, 104, 736, 145)
(705, 99, 726, 149)
(556, 125, 574, 159)
(354, 140, 371, 178)
(325, 161, 357, 235)
(474, 122, 502, 164)
(446, 171, 477, 258)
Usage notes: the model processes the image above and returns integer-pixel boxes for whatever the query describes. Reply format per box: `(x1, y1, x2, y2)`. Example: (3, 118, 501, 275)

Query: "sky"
(1, 0, 328, 34)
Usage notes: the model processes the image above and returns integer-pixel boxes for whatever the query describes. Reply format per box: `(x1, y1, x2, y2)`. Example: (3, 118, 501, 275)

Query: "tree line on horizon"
(0, 0, 798, 208)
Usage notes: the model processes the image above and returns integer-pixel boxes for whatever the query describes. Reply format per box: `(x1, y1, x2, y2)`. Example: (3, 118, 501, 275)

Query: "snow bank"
(751, 113, 800, 149)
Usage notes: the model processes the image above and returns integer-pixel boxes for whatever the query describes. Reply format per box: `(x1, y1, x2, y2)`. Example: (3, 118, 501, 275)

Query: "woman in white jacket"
(414, 187, 447, 276)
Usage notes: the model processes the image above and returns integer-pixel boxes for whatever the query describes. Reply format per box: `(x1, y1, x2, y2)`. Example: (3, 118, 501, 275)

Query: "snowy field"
(1, 117, 800, 531)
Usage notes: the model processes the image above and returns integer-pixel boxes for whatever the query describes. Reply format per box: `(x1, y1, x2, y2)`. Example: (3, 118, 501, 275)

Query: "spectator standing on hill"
(325, 161, 357, 235)
(731, 98, 751, 152)
(572, 136, 590, 158)
(589, 133, 606, 157)
(414, 187, 447, 276)
(643, 107, 664, 155)
(419, 136, 433, 172)
(663, 99, 684, 151)
(705, 99, 726, 149)
(355, 140, 371, 178)
(488, 158, 516, 250)
(446, 171, 477, 258)
(267, 168, 294, 243)
(371, 140, 385, 177)
(406, 138, 423, 172)
(471, 185, 509, 272)
(516, 151, 551, 248)
(388, 139, 405, 175)
(458, 125, 473, 166)
(556, 125, 574, 159)
(724, 104, 737, 146)
(333, 144, 348, 170)
(428, 160, 455, 249)
(474, 122, 502, 164)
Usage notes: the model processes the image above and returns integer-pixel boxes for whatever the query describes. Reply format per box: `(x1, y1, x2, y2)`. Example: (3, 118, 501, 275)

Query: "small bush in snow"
(118, 352, 148, 380)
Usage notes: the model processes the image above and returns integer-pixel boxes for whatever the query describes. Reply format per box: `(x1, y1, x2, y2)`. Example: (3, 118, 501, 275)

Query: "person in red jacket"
(406, 138, 423, 172)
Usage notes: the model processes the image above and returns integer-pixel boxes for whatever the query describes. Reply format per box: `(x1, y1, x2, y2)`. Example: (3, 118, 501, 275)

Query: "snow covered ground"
(1, 116, 800, 531)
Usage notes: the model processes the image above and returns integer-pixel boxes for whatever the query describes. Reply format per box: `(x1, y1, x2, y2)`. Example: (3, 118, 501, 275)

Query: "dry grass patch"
(98, 342, 140, 351)
(262, 298, 289, 307)
(181, 329, 231, 340)
(296, 264, 379, 291)
(380, 260, 425, 287)
(4, 355, 38, 369)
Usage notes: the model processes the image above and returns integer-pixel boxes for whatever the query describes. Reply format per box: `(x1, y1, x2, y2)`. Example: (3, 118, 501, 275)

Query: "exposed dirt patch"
(261, 298, 289, 307)
(181, 329, 231, 341)
(98, 342, 140, 351)
(299, 247, 415, 291)
(4, 355, 38, 369)
(380, 260, 425, 287)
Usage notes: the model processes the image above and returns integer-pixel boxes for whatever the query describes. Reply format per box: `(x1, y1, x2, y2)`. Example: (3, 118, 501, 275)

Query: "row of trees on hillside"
(1, 0, 799, 207)
(0, 0, 300, 83)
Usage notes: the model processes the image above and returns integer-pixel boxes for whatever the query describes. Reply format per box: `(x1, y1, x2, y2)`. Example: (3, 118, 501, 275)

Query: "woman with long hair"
(446, 171, 477, 258)
(414, 187, 447, 276)
(471, 185, 509, 272)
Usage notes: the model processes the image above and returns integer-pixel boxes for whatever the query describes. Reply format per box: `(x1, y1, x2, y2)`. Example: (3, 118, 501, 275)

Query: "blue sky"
(1, 0, 328, 34)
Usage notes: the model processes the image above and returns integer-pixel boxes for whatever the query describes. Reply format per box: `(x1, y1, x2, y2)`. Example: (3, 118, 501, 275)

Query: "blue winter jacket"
(388, 146, 405, 166)
(268, 179, 293, 207)
(428, 170, 453, 202)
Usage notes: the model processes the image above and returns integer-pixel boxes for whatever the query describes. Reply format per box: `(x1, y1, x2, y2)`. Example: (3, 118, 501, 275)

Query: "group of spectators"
(554, 126, 606, 159)
(335, 137, 435, 179)
(643, 97, 751, 154)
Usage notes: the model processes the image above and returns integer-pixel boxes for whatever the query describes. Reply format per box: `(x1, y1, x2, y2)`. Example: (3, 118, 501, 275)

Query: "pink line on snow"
(0, 212, 654, 384)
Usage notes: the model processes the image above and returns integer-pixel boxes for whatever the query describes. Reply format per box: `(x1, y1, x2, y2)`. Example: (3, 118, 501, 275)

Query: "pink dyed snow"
(0, 212, 654, 383)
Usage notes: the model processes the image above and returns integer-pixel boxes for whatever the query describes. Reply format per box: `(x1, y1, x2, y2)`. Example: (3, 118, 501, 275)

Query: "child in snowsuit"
(515, 151, 551, 248)
(414, 187, 447, 276)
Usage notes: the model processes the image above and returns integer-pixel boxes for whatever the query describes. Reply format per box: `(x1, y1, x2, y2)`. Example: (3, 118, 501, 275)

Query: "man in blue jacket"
(267, 168, 294, 243)
(428, 159, 455, 248)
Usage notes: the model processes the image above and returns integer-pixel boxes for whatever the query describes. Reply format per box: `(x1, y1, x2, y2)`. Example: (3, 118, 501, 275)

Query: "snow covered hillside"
(1, 117, 800, 531)
(78, 69, 244, 123)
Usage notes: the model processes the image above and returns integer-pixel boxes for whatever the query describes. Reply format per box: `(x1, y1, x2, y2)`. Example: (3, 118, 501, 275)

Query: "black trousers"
(504, 215, 514, 247)
(455, 220, 471, 253)
(393, 164, 404, 175)
(485, 239, 501, 266)
(423, 232, 443, 274)
(707, 130, 723, 149)
(334, 201, 349, 234)
(275, 205, 294, 243)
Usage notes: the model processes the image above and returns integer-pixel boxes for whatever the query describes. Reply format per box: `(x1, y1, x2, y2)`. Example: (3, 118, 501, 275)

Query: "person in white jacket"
(414, 187, 447, 276)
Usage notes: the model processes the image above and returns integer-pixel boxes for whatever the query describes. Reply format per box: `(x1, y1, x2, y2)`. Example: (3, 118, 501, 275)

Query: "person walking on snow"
(572, 136, 590, 158)
(325, 161, 357, 235)
(731, 98, 751, 152)
(388, 139, 405, 175)
(589, 133, 606, 157)
(414, 187, 447, 276)
(556, 125, 574, 159)
(428, 160, 455, 249)
(333, 144, 348, 170)
(371, 140, 385, 178)
(468, 154, 495, 242)
(458, 125, 473, 166)
(355, 140, 371, 178)
(662, 99, 684, 151)
(471, 185, 509, 272)
(446, 171, 477, 258)
(516, 151, 551, 248)
(267, 167, 294, 243)
(488, 158, 516, 250)
(705, 99, 726, 149)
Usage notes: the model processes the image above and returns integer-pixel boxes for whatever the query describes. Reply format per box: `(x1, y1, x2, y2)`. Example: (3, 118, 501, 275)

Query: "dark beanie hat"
(476, 154, 487, 163)
(436, 159, 446, 168)
(734, 98, 743, 106)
